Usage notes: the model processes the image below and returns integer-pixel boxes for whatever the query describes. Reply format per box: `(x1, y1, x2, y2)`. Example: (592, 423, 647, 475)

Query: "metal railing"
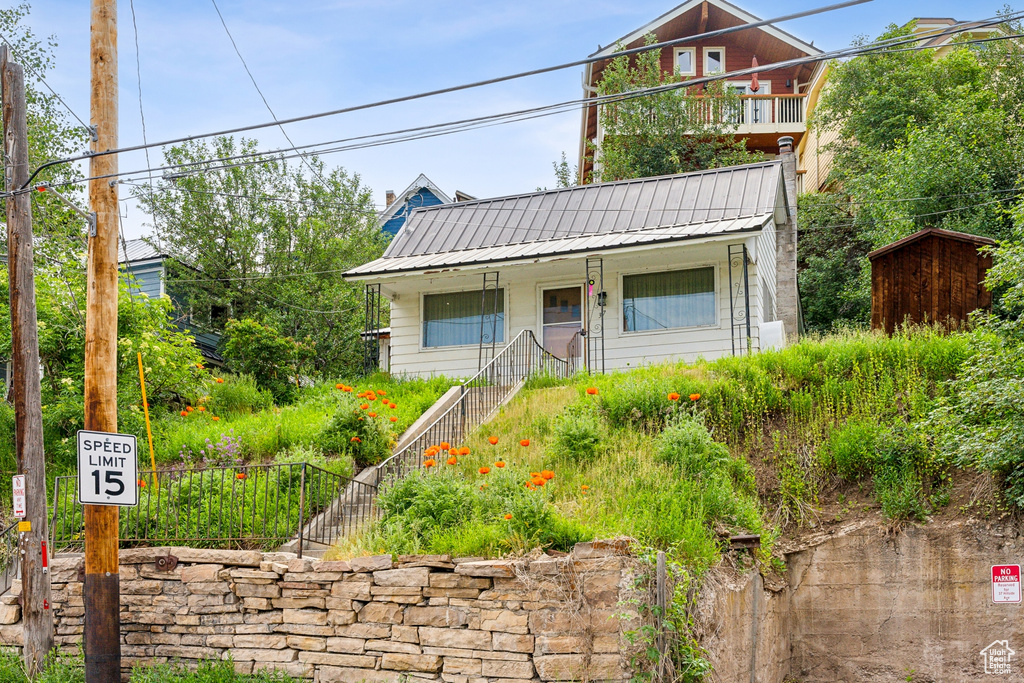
(0, 524, 18, 596)
(686, 94, 806, 129)
(376, 329, 572, 485)
(49, 462, 377, 556)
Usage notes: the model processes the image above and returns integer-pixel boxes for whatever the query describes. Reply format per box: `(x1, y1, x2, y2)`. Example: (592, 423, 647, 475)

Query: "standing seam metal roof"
(346, 161, 783, 278)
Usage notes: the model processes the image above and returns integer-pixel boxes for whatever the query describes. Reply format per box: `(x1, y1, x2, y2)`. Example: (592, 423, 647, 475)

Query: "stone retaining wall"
(3, 540, 638, 682)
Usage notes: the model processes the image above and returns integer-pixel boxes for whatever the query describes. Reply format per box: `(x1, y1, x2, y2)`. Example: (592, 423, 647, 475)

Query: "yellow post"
(136, 351, 158, 488)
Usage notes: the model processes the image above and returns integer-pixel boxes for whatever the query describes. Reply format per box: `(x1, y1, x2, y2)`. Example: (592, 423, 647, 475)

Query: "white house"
(345, 151, 798, 379)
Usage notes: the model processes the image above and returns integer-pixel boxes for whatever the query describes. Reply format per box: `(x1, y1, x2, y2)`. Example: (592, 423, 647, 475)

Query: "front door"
(542, 287, 582, 359)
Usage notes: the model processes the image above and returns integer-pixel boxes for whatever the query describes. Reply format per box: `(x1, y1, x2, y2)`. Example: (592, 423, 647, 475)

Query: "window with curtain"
(422, 289, 505, 348)
(622, 267, 715, 332)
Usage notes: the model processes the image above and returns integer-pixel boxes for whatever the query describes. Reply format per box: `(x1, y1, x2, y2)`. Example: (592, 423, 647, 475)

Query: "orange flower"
(586, 387, 598, 395)
(358, 417, 364, 421)
(367, 395, 377, 401)
(196, 363, 204, 369)
(360, 404, 369, 410)
(531, 477, 546, 487)
(446, 456, 458, 466)
(215, 378, 224, 384)
(459, 447, 470, 456)
(389, 416, 398, 422)
(540, 470, 554, 480)
(440, 442, 451, 450)
(236, 473, 247, 480)
(336, 383, 344, 390)
(424, 459, 436, 468)
(343, 386, 353, 392)
(481, 484, 488, 490)
(504, 514, 512, 520)
(368, 412, 377, 418)
(138, 479, 146, 487)
(689, 393, 701, 402)
(519, 439, 530, 447)
(495, 461, 505, 468)
(180, 410, 188, 417)
(581, 485, 590, 491)
(449, 448, 458, 456)
(186, 406, 194, 412)
(212, 416, 220, 421)
(198, 406, 206, 412)
(351, 437, 362, 443)
(488, 436, 499, 445)
(378, 390, 387, 396)
(668, 392, 680, 401)
(389, 403, 397, 409)
(479, 467, 490, 475)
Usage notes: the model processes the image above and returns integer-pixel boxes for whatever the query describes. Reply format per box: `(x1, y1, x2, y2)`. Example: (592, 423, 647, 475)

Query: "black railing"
(376, 329, 572, 486)
(50, 462, 377, 557)
(0, 523, 18, 596)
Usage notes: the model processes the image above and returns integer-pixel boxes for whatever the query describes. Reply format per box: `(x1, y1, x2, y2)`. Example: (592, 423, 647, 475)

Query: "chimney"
(776, 136, 800, 341)
(385, 190, 396, 207)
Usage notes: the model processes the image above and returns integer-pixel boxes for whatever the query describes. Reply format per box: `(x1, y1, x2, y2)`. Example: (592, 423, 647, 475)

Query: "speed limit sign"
(77, 430, 139, 506)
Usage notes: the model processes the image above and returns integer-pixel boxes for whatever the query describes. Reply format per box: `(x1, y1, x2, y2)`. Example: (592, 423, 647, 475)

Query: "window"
(674, 48, 695, 76)
(703, 47, 725, 75)
(422, 289, 505, 348)
(622, 267, 715, 332)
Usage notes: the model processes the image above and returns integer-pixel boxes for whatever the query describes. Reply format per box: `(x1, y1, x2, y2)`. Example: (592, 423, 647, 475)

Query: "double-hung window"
(422, 289, 505, 348)
(622, 267, 715, 332)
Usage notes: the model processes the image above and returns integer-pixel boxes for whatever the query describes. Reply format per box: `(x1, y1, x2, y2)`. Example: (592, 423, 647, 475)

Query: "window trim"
(618, 264, 720, 335)
(419, 285, 508, 351)
(703, 46, 726, 75)
(673, 47, 696, 76)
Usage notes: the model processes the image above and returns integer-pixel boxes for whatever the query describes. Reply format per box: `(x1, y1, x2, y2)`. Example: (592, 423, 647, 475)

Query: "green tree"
(588, 36, 762, 182)
(136, 137, 388, 376)
(221, 318, 311, 404)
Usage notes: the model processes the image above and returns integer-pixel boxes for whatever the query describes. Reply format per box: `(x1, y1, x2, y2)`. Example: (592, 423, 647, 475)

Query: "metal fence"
(0, 523, 18, 596)
(50, 461, 377, 557)
(375, 329, 573, 486)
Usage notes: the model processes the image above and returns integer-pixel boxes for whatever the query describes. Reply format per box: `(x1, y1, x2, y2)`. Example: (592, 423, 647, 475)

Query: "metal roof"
(346, 161, 783, 278)
(120, 238, 166, 264)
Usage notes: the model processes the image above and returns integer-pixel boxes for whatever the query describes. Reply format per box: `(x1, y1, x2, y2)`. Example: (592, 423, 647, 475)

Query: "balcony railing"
(686, 94, 806, 133)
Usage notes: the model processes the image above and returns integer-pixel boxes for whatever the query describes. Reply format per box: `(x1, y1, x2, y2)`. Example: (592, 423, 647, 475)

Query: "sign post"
(992, 565, 1021, 604)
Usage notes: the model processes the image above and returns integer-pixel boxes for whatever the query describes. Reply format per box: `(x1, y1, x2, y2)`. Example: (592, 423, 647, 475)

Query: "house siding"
(382, 237, 769, 379)
(382, 188, 447, 236)
(121, 261, 164, 299)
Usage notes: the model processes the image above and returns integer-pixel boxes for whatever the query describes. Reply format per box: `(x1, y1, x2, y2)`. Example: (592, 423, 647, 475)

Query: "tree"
(135, 137, 388, 376)
(587, 36, 763, 182)
(799, 19, 1024, 330)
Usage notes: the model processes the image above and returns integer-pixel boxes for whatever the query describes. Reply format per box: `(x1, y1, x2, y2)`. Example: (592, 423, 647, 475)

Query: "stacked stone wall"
(3, 540, 637, 682)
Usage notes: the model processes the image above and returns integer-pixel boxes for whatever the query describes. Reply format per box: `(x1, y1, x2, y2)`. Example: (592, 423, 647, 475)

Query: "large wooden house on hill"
(578, 0, 822, 183)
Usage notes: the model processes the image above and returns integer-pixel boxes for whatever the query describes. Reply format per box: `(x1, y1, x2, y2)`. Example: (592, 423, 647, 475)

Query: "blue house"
(378, 174, 455, 236)
(119, 238, 223, 364)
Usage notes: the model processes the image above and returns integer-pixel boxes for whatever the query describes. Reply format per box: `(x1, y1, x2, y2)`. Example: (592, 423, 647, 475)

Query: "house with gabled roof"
(379, 174, 454, 237)
(579, 0, 822, 184)
(345, 154, 799, 379)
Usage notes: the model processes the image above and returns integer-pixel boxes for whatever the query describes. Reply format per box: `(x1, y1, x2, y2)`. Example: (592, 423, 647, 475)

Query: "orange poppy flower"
(351, 437, 361, 443)
(180, 410, 188, 417)
(335, 383, 343, 390)
(504, 514, 512, 520)
(531, 477, 546, 487)
(368, 412, 377, 418)
(481, 484, 488, 490)
(389, 416, 398, 422)
(519, 439, 530, 447)
(459, 447, 470, 456)
(586, 387, 598, 395)
(367, 395, 377, 401)
(689, 393, 701, 401)
(138, 479, 146, 487)
(236, 473, 247, 480)
(488, 436, 498, 445)
(495, 461, 505, 468)
(215, 378, 224, 384)
(479, 467, 490, 475)
(360, 404, 369, 410)
(196, 363, 204, 369)
(581, 485, 590, 491)
(187, 406, 194, 412)
(424, 459, 436, 468)
(212, 416, 220, 421)
(378, 390, 387, 396)
(358, 417, 364, 421)
(668, 392, 680, 401)
(541, 470, 554, 480)
(389, 403, 397, 409)
(446, 457, 458, 466)
(449, 448, 458, 456)
(440, 442, 451, 450)
(343, 386, 353, 392)
(198, 406, 206, 412)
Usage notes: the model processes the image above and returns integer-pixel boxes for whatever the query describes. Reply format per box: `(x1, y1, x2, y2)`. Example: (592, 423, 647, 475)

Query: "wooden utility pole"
(84, 1, 120, 681)
(2, 46, 54, 677)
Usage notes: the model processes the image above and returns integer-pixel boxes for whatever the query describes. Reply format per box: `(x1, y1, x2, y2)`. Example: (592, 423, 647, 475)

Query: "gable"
(382, 188, 447, 236)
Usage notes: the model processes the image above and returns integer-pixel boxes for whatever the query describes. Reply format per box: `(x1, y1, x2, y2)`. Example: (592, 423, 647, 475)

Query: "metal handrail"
(0, 523, 19, 596)
(49, 461, 376, 556)
(375, 329, 572, 486)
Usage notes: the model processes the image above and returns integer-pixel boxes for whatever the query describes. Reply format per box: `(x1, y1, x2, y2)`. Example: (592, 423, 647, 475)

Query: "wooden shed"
(869, 228, 995, 334)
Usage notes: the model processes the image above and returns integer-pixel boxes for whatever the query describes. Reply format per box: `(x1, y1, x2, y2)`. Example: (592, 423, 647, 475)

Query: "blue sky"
(18, 0, 1013, 238)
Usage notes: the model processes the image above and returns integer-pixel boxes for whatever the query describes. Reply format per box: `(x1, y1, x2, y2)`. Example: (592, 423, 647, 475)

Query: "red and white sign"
(992, 564, 1021, 603)
(11, 475, 25, 519)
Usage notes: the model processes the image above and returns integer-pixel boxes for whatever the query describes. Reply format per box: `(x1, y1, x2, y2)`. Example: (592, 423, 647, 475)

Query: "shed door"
(542, 287, 582, 359)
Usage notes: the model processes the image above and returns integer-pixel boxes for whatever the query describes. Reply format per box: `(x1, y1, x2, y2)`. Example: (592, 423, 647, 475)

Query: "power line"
(23, 0, 877, 184)
(33, 17, 1020, 194)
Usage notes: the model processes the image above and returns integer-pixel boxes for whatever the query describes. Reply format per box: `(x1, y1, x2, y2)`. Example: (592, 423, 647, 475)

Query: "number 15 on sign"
(76, 430, 138, 506)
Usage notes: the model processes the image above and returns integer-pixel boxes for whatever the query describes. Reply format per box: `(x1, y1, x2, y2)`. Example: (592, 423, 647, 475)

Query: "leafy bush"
(222, 318, 312, 404)
(655, 416, 729, 477)
(320, 400, 393, 467)
(818, 418, 883, 480)
(207, 374, 273, 417)
(549, 404, 603, 463)
(598, 377, 674, 430)
(872, 427, 932, 522)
